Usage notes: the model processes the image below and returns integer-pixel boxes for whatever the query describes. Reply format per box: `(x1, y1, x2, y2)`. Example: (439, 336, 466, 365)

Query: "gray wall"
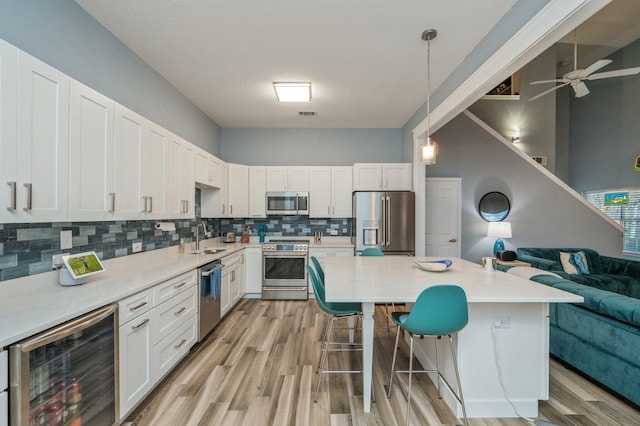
(468, 47, 558, 172)
(221, 128, 402, 165)
(0, 0, 221, 154)
(429, 113, 623, 263)
(568, 38, 640, 193)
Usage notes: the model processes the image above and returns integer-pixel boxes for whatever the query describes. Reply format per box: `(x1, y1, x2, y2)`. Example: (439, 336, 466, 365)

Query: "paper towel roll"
(155, 221, 176, 232)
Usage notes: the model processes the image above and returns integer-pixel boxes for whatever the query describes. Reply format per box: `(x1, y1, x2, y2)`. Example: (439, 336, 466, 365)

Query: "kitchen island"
(322, 256, 583, 418)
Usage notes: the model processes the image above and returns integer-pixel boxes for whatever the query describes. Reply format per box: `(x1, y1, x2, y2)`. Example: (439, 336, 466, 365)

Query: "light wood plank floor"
(125, 299, 640, 426)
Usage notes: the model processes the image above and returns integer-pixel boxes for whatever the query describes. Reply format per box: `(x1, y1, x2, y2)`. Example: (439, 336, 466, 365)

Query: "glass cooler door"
(10, 304, 118, 426)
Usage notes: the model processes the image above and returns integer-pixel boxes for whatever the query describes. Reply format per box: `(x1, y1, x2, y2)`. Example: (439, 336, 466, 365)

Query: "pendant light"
(420, 29, 437, 165)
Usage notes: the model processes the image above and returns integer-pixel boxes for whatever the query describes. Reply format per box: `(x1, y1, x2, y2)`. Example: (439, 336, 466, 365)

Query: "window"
(584, 188, 640, 255)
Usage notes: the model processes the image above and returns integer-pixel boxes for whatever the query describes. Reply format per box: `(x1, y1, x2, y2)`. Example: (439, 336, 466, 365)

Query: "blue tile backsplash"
(0, 216, 351, 282)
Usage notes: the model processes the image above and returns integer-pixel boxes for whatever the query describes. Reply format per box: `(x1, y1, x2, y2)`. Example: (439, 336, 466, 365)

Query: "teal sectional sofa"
(505, 248, 640, 406)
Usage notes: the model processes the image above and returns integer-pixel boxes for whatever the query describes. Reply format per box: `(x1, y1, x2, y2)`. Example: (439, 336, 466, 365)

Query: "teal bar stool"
(360, 247, 394, 328)
(387, 285, 469, 426)
(360, 247, 384, 256)
(306, 265, 367, 402)
(310, 256, 324, 284)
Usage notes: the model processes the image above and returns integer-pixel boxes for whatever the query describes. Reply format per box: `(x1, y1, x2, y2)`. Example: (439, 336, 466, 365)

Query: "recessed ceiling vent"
(298, 111, 317, 117)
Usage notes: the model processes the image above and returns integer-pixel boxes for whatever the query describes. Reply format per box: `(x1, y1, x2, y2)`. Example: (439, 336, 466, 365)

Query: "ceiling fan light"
(273, 82, 311, 102)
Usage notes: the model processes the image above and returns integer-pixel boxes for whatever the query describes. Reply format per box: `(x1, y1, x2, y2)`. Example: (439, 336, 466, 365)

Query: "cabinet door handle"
(328, 206, 330, 215)
(230, 205, 233, 215)
(173, 282, 187, 289)
(222, 204, 225, 214)
(141, 196, 147, 213)
(449, 238, 458, 243)
(148, 196, 153, 212)
(129, 301, 148, 311)
(131, 318, 149, 331)
(23, 183, 32, 211)
(108, 193, 115, 213)
(7, 181, 16, 211)
(174, 306, 186, 315)
(332, 206, 335, 215)
(174, 338, 187, 349)
(185, 200, 189, 213)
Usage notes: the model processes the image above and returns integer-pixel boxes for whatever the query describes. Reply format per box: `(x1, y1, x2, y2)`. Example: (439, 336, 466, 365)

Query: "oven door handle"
(262, 253, 307, 257)
(262, 286, 308, 292)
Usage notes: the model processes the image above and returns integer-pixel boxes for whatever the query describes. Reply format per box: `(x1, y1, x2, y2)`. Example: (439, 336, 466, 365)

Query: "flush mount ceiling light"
(273, 82, 312, 102)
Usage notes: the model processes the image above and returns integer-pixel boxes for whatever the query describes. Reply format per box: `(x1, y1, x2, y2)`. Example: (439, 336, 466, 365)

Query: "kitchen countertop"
(0, 237, 354, 347)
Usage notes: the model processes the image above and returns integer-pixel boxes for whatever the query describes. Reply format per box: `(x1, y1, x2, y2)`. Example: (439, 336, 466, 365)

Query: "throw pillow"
(560, 251, 579, 274)
(560, 251, 590, 275)
(570, 251, 590, 275)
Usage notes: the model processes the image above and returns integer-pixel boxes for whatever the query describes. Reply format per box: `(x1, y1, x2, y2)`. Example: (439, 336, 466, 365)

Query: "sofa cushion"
(532, 275, 640, 327)
(517, 248, 604, 273)
(555, 303, 640, 368)
(560, 251, 580, 274)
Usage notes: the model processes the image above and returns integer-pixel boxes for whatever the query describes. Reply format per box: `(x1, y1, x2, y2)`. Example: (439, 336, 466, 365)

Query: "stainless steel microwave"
(265, 191, 309, 215)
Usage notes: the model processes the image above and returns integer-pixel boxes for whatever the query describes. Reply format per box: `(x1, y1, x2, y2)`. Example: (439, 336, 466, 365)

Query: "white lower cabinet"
(1, 349, 7, 426)
(118, 273, 197, 421)
(244, 247, 262, 295)
(221, 252, 245, 317)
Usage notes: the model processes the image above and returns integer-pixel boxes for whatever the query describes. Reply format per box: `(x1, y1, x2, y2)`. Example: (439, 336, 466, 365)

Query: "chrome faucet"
(195, 221, 208, 250)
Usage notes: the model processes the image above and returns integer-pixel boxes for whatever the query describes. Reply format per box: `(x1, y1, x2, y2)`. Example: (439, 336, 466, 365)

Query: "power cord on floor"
(489, 324, 560, 426)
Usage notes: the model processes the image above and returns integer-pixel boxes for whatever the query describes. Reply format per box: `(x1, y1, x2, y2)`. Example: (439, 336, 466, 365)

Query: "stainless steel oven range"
(262, 239, 309, 300)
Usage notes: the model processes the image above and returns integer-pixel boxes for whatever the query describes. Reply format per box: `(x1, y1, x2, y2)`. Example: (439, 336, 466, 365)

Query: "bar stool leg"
(387, 323, 402, 398)
(316, 315, 331, 373)
(406, 334, 415, 426)
(315, 316, 335, 402)
(435, 336, 441, 399)
(448, 335, 468, 426)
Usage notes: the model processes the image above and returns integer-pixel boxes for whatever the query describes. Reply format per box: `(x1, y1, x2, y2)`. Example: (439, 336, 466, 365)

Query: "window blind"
(584, 188, 640, 253)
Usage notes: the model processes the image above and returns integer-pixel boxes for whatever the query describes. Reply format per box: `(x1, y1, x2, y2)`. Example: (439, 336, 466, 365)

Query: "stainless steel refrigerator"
(353, 191, 415, 255)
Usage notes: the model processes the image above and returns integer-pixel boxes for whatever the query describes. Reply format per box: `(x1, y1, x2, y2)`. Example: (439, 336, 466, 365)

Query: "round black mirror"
(479, 192, 510, 222)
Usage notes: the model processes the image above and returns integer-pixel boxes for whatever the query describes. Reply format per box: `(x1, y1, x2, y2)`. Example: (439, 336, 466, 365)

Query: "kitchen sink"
(189, 248, 227, 255)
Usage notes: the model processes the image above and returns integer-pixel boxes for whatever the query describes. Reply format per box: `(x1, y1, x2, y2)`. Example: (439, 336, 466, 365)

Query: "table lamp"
(487, 221, 512, 256)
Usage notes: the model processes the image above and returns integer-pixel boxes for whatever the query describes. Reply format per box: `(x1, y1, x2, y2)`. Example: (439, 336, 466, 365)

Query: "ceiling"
(74, 0, 516, 129)
(555, 0, 640, 75)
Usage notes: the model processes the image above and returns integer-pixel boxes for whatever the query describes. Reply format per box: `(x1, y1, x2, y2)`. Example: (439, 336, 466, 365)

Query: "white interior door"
(425, 178, 461, 257)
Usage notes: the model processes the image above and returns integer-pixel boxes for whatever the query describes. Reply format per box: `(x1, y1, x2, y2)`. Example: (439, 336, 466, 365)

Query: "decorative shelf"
(481, 72, 520, 100)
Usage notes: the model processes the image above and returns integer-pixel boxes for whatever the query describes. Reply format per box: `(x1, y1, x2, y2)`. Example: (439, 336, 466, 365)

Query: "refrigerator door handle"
(381, 195, 386, 246)
(386, 195, 391, 247)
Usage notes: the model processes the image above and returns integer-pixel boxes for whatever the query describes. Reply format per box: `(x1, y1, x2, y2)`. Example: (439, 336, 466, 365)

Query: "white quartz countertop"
(0, 237, 354, 348)
(0, 241, 253, 347)
(323, 256, 584, 304)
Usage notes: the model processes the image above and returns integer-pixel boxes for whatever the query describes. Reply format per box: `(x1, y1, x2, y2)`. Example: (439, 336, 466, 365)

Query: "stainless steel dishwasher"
(198, 259, 222, 341)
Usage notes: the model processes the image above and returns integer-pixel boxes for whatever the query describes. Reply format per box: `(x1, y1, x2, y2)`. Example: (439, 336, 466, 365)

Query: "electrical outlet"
(493, 317, 510, 329)
(132, 242, 142, 253)
(60, 230, 73, 250)
(330, 230, 338, 235)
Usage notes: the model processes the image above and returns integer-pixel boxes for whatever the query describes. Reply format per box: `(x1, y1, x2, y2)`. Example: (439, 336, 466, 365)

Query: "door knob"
(449, 238, 458, 243)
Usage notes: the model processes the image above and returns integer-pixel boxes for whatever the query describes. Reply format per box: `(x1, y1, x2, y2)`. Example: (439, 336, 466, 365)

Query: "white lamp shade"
(487, 221, 512, 238)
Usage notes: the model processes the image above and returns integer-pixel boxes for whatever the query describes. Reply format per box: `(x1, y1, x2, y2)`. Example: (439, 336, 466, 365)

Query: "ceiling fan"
(529, 32, 640, 101)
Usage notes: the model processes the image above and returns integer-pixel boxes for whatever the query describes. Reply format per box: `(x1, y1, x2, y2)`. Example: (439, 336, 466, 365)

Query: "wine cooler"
(10, 304, 119, 425)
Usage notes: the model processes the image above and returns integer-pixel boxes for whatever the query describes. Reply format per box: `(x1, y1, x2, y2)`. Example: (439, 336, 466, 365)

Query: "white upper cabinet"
(142, 122, 168, 219)
(249, 167, 266, 218)
(331, 166, 353, 217)
(114, 105, 144, 220)
(352, 163, 412, 191)
(166, 134, 194, 218)
(0, 40, 17, 223)
(227, 163, 249, 218)
(309, 166, 352, 218)
(15, 51, 69, 222)
(69, 81, 115, 221)
(266, 166, 309, 191)
(195, 148, 223, 189)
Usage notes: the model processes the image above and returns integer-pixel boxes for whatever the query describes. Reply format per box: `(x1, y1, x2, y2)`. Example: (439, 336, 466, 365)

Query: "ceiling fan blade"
(581, 59, 612, 77)
(588, 67, 640, 81)
(528, 82, 569, 102)
(573, 81, 590, 98)
(530, 79, 565, 85)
